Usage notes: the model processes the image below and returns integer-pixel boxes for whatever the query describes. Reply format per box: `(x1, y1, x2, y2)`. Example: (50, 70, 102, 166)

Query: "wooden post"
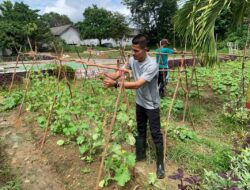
(95, 77, 125, 190)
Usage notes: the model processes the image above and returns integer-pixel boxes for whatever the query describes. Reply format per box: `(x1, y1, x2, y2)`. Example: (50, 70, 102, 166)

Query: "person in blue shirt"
(156, 39, 176, 98)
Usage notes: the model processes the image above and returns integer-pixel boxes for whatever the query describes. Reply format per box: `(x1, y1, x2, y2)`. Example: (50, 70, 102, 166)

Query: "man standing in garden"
(156, 39, 176, 98)
(103, 34, 165, 179)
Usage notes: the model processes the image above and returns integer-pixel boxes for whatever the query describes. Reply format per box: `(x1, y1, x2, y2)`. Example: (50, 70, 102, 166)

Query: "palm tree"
(174, 0, 250, 66)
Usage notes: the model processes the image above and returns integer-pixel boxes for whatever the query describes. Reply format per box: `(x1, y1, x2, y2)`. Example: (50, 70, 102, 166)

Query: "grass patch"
(167, 137, 232, 174)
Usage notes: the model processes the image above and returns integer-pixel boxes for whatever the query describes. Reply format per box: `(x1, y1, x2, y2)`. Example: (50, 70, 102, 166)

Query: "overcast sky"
(0, 0, 131, 22)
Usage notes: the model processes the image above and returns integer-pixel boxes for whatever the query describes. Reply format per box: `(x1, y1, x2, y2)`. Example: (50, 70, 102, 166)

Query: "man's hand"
(102, 71, 121, 80)
(103, 77, 116, 88)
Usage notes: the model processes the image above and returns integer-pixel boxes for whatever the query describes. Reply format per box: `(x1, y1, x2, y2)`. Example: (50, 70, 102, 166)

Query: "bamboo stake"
(18, 55, 37, 117)
(73, 44, 89, 84)
(95, 77, 124, 190)
(163, 72, 181, 164)
(182, 53, 197, 122)
(20, 54, 28, 72)
(118, 47, 130, 112)
(61, 58, 130, 73)
(40, 95, 58, 149)
(18, 50, 130, 73)
(241, 22, 250, 97)
(9, 48, 21, 92)
(39, 57, 64, 148)
(194, 66, 201, 105)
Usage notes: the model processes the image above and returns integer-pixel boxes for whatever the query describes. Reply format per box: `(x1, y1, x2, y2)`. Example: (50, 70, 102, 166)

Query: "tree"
(174, 0, 250, 66)
(0, 1, 54, 52)
(76, 5, 130, 45)
(215, 7, 232, 40)
(42, 12, 73, 28)
(122, 0, 178, 45)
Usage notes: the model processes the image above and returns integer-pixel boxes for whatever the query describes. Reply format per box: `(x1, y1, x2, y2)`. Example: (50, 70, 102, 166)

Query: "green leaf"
(126, 133, 135, 145)
(117, 112, 129, 123)
(92, 133, 99, 140)
(86, 156, 93, 163)
(79, 145, 88, 154)
(114, 168, 130, 186)
(37, 116, 47, 128)
(87, 111, 95, 118)
(78, 123, 89, 130)
(76, 136, 85, 145)
(127, 120, 134, 127)
(126, 154, 136, 167)
(93, 140, 103, 149)
(110, 144, 122, 155)
(57, 139, 65, 146)
(148, 172, 157, 185)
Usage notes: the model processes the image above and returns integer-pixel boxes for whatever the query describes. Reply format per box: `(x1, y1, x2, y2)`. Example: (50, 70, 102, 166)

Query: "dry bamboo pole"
(119, 45, 128, 66)
(184, 63, 189, 91)
(83, 46, 100, 81)
(56, 48, 81, 121)
(27, 37, 40, 70)
(95, 76, 125, 190)
(61, 58, 130, 73)
(73, 44, 89, 85)
(163, 67, 182, 164)
(187, 103, 195, 130)
(119, 47, 130, 112)
(40, 57, 63, 148)
(170, 49, 177, 83)
(18, 54, 37, 117)
(40, 95, 58, 149)
(59, 60, 74, 98)
(241, 22, 250, 97)
(122, 77, 129, 113)
(80, 48, 195, 56)
(9, 48, 21, 92)
(182, 53, 197, 122)
(20, 54, 28, 72)
(73, 45, 82, 83)
(177, 52, 188, 94)
(17, 51, 130, 73)
(194, 64, 201, 105)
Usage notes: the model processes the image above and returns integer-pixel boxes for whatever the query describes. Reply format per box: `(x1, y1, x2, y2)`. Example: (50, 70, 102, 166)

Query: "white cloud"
(43, 0, 80, 22)
(1, 0, 131, 22)
(42, 0, 130, 22)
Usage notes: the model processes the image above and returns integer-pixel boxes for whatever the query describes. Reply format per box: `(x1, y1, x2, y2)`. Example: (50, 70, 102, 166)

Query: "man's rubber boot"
(155, 144, 165, 179)
(135, 136, 146, 162)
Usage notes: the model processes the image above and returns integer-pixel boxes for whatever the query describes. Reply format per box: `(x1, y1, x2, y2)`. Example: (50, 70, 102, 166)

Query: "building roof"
(50, 24, 72, 36)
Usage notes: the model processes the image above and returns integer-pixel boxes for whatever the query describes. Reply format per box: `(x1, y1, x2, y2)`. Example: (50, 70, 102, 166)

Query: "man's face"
(132, 44, 147, 62)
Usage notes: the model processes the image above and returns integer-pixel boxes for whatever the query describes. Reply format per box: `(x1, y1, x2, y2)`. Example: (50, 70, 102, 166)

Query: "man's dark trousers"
(135, 104, 163, 145)
(158, 70, 168, 97)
